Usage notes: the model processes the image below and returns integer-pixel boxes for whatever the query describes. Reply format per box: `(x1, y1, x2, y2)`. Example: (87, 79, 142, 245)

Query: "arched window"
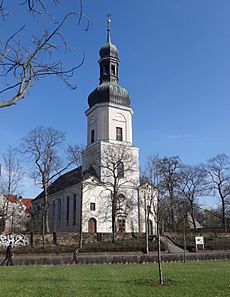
(51, 201, 56, 222)
(117, 161, 124, 178)
(117, 193, 126, 215)
(66, 196, 69, 226)
(91, 129, 95, 143)
(56, 199, 61, 223)
(73, 194, 77, 226)
(111, 64, 116, 75)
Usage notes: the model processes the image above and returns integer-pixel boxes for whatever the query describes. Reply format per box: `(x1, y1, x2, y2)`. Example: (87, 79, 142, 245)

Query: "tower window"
(117, 161, 124, 178)
(90, 202, 96, 211)
(111, 65, 116, 75)
(116, 127, 123, 141)
(91, 129, 95, 143)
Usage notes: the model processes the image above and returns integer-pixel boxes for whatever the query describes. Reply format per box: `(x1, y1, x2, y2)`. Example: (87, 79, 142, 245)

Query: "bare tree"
(91, 145, 138, 242)
(21, 126, 78, 243)
(0, 145, 24, 231)
(139, 177, 157, 254)
(150, 156, 182, 232)
(0, 0, 89, 108)
(207, 154, 230, 232)
(0, 145, 24, 195)
(179, 164, 207, 231)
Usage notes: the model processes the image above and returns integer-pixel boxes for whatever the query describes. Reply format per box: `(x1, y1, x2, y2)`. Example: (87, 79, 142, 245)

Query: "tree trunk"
(222, 199, 227, 233)
(42, 183, 50, 247)
(112, 194, 117, 243)
(112, 209, 116, 243)
(44, 184, 50, 233)
(183, 218, 187, 263)
(218, 187, 227, 233)
(169, 197, 176, 232)
(157, 221, 164, 285)
(144, 193, 149, 254)
(190, 201, 197, 232)
(42, 211, 45, 247)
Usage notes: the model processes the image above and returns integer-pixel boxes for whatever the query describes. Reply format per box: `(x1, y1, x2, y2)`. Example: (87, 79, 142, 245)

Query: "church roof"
(87, 17, 131, 109)
(34, 166, 98, 201)
(88, 81, 130, 108)
(99, 41, 119, 59)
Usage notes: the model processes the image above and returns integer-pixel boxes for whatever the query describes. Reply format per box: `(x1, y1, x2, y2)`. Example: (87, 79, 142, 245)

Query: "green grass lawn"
(0, 261, 230, 297)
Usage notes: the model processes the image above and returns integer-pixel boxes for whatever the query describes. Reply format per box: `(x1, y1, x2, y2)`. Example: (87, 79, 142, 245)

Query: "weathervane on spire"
(107, 13, 112, 43)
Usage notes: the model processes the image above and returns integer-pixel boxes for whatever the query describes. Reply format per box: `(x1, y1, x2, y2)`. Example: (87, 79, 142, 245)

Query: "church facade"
(32, 19, 156, 236)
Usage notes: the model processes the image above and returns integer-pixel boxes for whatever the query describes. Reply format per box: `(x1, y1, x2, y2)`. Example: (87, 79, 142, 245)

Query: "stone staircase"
(160, 236, 184, 253)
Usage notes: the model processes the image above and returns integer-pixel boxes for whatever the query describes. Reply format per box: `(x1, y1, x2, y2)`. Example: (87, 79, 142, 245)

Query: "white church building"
(32, 18, 156, 236)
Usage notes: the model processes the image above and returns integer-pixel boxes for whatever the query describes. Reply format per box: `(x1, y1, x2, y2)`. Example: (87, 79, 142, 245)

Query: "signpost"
(195, 236, 204, 252)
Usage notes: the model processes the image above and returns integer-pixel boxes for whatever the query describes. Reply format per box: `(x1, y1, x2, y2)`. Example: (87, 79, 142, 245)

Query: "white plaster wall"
(81, 180, 112, 233)
(85, 103, 133, 146)
(83, 141, 140, 184)
(108, 105, 133, 144)
(81, 179, 140, 233)
(138, 185, 157, 235)
(33, 175, 143, 234)
(86, 106, 109, 144)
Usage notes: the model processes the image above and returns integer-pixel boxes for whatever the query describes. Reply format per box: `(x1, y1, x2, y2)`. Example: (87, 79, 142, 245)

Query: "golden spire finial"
(107, 13, 112, 43)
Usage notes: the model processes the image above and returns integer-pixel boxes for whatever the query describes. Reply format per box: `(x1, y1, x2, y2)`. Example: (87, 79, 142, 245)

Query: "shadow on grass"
(135, 279, 177, 287)
(97, 278, 177, 287)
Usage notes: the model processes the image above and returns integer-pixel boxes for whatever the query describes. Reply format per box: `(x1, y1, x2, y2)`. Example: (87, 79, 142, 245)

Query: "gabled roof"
(7, 195, 17, 203)
(34, 166, 98, 201)
(21, 198, 33, 211)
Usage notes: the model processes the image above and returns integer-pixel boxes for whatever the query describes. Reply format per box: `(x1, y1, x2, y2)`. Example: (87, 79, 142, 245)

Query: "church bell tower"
(83, 17, 139, 184)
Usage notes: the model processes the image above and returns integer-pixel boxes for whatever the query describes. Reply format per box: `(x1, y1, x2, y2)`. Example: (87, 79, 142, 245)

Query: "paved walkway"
(1, 250, 230, 265)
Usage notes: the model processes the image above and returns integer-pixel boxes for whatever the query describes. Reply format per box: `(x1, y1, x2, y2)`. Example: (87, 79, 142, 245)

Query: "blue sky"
(1, 0, 230, 198)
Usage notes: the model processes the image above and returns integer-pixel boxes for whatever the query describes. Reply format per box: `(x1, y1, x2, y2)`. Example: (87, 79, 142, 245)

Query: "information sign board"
(195, 236, 204, 251)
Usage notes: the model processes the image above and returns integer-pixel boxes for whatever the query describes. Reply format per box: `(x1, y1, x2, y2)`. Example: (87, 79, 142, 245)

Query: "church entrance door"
(118, 218, 126, 233)
(88, 218, 97, 233)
